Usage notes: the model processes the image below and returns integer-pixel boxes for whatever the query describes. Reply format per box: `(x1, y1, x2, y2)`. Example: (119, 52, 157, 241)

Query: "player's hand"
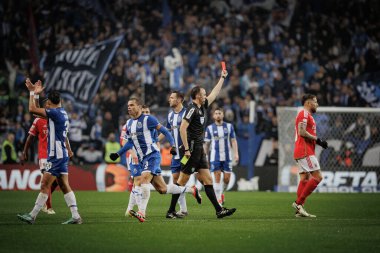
(221, 70, 228, 79)
(170, 146, 177, 156)
(184, 150, 191, 158)
(68, 149, 74, 158)
(234, 154, 239, 164)
(316, 138, 328, 149)
(25, 78, 35, 91)
(20, 151, 27, 165)
(34, 80, 44, 94)
(110, 152, 120, 161)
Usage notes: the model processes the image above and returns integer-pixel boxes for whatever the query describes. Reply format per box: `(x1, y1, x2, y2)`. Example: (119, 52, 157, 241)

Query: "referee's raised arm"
(206, 70, 228, 105)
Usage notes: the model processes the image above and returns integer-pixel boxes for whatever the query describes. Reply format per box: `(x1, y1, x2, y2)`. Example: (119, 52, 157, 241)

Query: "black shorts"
(180, 145, 208, 175)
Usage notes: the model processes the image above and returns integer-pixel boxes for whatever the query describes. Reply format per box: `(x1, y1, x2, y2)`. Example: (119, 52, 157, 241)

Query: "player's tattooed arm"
(298, 122, 317, 141)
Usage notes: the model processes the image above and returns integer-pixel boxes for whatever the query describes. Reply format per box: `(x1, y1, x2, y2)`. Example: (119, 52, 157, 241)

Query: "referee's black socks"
(204, 185, 222, 212)
(168, 183, 181, 213)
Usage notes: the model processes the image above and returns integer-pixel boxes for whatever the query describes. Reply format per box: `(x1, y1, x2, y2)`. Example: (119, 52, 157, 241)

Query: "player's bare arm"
(298, 122, 316, 141)
(231, 138, 239, 162)
(66, 139, 74, 158)
(179, 119, 191, 158)
(21, 135, 34, 165)
(206, 70, 228, 105)
(26, 79, 47, 117)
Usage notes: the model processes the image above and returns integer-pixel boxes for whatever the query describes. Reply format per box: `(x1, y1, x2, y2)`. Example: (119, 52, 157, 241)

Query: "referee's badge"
(200, 117, 204, 124)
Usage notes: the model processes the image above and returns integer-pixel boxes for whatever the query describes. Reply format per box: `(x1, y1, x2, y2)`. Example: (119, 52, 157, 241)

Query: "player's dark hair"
(190, 86, 202, 100)
(302, 94, 316, 105)
(129, 97, 142, 105)
(171, 90, 184, 101)
(142, 104, 149, 109)
(214, 107, 224, 113)
(48, 90, 61, 105)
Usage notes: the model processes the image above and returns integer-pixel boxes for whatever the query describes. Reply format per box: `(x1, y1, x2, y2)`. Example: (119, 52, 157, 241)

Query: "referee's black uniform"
(180, 99, 209, 174)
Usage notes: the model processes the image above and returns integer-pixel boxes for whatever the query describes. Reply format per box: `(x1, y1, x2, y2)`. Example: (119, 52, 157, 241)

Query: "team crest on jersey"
(224, 128, 227, 133)
(137, 122, 142, 128)
(200, 117, 204, 124)
(177, 117, 181, 123)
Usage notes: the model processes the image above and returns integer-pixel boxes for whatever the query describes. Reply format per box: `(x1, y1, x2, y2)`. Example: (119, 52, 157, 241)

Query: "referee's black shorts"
(181, 145, 208, 175)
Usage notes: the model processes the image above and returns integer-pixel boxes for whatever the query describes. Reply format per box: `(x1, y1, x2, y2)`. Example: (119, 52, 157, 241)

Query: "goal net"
(277, 107, 380, 193)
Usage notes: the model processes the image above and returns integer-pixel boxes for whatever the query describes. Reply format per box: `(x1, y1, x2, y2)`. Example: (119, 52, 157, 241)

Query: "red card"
(221, 61, 226, 70)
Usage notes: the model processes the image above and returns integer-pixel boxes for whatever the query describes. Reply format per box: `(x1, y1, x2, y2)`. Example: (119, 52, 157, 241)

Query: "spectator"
(1, 132, 17, 164)
(103, 133, 120, 164)
(77, 143, 103, 164)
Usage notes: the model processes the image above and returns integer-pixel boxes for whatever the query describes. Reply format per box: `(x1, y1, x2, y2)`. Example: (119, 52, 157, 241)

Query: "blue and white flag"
(42, 35, 124, 109)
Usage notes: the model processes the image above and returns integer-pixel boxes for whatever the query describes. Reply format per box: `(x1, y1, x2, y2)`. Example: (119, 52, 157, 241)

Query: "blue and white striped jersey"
(45, 107, 70, 161)
(166, 107, 186, 160)
(125, 114, 160, 161)
(204, 122, 236, 162)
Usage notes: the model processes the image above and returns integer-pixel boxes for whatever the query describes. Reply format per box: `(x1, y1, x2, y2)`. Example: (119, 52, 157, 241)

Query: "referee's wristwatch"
(184, 148, 189, 152)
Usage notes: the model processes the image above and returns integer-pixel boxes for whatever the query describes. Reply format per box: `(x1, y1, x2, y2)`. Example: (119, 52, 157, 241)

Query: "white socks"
(167, 184, 193, 194)
(139, 184, 151, 216)
(64, 191, 80, 219)
(178, 193, 187, 213)
(30, 192, 48, 218)
(214, 182, 222, 200)
(127, 187, 137, 211)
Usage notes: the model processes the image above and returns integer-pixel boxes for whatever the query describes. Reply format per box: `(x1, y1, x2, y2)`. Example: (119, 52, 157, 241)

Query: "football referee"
(166, 69, 236, 218)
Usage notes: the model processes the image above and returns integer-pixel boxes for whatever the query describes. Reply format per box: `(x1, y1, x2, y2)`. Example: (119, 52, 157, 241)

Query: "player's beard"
(311, 107, 317, 113)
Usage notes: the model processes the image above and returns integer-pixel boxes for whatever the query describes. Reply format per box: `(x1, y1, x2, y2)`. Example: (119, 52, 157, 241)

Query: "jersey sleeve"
(45, 108, 60, 121)
(296, 110, 308, 127)
(204, 126, 211, 142)
(28, 118, 39, 136)
(120, 124, 127, 145)
(204, 99, 209, 109)
(184, 105, 196, 123)
(147, 115, 160, 129)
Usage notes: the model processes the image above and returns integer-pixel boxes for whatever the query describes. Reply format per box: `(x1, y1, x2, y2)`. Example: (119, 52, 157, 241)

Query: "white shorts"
(39, 159, 48, 172)
(295, 155, 321, 173)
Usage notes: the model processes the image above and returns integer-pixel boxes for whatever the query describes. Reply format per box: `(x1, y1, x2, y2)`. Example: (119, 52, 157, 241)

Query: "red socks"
(297, 179, 308, 198)
(46, 180, 59, 209)
(296, 177, 320, 205)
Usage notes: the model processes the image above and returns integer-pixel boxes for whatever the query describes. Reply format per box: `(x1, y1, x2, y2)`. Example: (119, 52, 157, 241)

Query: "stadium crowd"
(1, 0, 379, 165)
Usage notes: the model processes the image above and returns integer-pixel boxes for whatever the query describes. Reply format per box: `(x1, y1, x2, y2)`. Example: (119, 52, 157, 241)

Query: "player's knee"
(157, 186, 167, 194)
(40, 182, 50, 192)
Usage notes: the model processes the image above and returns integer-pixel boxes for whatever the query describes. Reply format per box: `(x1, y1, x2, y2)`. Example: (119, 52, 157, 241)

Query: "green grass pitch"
(1, 191, 379, 253)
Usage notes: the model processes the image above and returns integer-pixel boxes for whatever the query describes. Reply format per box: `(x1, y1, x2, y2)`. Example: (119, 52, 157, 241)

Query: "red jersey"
(294, 109, 316, 159)
(28, 117, 48, 159)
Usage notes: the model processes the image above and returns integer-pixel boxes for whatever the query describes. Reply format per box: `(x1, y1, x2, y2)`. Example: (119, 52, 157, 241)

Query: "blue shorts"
(210, 161, 232, 173)
(46, 157, 69, 177)
(129, 163, 142, 177)
(141, 152, 162, 176)
(170, 158, 181, 174)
